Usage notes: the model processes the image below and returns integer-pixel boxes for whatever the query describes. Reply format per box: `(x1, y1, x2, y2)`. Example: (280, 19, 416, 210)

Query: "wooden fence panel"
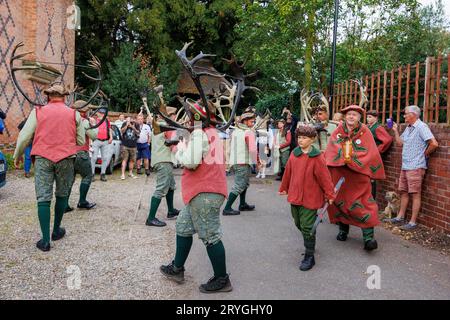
(326, 55, 448, 124)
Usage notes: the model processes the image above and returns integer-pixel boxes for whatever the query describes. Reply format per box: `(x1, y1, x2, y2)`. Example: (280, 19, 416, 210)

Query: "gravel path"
(0, 170, 183, 299)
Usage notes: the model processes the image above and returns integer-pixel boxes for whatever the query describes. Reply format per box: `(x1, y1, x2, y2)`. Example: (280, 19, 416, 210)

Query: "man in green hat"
(14, 84, 85, 252)
(66, 100, 99, 212)
(145, 107, 180, 227)
(222, 108, 257, 216)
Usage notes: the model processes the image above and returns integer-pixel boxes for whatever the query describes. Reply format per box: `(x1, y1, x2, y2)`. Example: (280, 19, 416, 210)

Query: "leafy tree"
(102, 43, 155, 113)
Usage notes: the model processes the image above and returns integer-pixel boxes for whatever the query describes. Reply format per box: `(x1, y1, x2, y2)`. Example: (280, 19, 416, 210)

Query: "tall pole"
(329, 0, 339, 116)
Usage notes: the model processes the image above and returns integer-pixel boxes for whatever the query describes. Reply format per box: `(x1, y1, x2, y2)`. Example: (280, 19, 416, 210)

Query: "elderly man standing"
(13, 84, 85, 252)
(385, 105, 438, 230)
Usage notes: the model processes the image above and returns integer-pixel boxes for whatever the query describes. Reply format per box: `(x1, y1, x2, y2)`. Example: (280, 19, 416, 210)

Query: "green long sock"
(79, 183, 90, 204)
(166, 189, 175, 213)
(303, 237, 316, 255)
(147, 197, 162, 221)
(174, 235, 193, 268)
(53, 196, 67, 232)
(362, 227, 375, 241)
(206, 241, 227, 278)
(224, 192, 238, 211)
(37, 201, 51, 244)
(239, 188, 247, 206)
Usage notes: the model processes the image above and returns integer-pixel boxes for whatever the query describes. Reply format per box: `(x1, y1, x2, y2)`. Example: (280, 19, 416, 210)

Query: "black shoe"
(51, 227, 66, 241)
(222, 208, 240, 216)
(364, 239, 378, 251)
(160, 261, 185, 283)
(36, 239, 50, 252)
(199, 274, 233, 293)
(65, 206, 74, 213)
(299, 254, 315, 271)
(167, 209, 180, 219)
(100, 174, 107, 182)
(239, 203, 255, 211)
(336, 231, 348, 241)
(145, 169, 151, 176)
(77, 202, 96, 210)
(145, 218, 167, 227)
(136, 168, 143, 175)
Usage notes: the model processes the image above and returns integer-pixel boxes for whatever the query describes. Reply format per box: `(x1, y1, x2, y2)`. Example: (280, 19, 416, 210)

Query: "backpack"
(0, 118, 4, 134)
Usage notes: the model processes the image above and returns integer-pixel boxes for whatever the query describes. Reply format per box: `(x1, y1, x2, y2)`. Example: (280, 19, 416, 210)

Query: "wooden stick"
(382, 71, 387, 124)
(397, 67, 402, 123)
(435, 55, 441, 124)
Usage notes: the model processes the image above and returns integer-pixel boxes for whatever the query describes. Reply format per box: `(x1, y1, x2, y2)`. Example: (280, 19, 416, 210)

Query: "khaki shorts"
(121, 146, 137, 162)
(35, 157, 75, 202)
(398, 169, 426, 194)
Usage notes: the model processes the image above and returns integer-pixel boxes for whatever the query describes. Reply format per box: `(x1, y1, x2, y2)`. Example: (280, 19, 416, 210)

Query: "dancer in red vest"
(13, 84, 85, 252)
(66, 100, 99, 212)
(160, 104, 232, 293)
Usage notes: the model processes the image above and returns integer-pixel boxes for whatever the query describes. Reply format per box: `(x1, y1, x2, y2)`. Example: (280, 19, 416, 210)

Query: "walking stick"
(133, 173, 149, 222)
(311, 177, 345, 235)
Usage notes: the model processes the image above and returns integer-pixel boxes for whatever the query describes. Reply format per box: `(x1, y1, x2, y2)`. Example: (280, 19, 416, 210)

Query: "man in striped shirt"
(386, 105, 438, 230)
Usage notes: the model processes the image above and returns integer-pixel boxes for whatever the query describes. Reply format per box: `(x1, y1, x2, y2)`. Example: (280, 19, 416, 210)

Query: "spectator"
(136, 114, 151, 176)
(275, 119, 291, 181)
(332, 112, 343, 124)
(18, 118, 32, 178)
(115, 114, 125, 128)
(120, 116, 140, 180)
(91, 108, 112, 182)
(0, 108, 5, 135)
(385, 105, 439, 230)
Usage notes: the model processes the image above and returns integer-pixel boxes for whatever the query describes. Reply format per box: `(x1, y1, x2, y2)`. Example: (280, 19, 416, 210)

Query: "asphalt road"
(169, 176, 450, 300)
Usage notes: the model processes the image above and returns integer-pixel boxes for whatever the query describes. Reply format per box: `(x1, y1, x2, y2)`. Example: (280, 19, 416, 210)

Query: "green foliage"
(102, 43, 154, 113)
(255, 93, 290, 119)
(76, 0, 450, 115)
(3, 153, 17, 170)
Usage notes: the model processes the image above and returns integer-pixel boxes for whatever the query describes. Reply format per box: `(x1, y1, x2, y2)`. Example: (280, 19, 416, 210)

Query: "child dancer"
(279, 124, 335, 271)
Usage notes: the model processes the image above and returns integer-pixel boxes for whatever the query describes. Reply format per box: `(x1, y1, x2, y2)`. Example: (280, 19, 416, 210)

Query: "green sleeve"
(13, 109, 37, 159)
(75, 112, 86, 146)
(83, 118, 98, 141)
(176, 129, 209, 170)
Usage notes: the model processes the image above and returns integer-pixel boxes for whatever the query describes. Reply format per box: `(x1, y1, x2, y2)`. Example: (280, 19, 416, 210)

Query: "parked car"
(90, 124, 122, 174)
(0, 151, 6, 188)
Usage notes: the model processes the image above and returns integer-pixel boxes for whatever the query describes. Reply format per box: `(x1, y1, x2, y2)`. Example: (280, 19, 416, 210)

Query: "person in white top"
(114, 114, 125, 129)
(136, 114, 152, 176)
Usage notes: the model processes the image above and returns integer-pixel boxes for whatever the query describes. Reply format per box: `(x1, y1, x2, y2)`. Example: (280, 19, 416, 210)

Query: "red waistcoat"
(97, 119, 110, 140)
(31, 101, 78, 163)
(181, 128, 228, 204)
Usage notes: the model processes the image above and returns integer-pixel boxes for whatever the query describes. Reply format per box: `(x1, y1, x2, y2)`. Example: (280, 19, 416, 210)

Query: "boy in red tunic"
(324, 105, 386, 251)
(279, 124, 335, 271)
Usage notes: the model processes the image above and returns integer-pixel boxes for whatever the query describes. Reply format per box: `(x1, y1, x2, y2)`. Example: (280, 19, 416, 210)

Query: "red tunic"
(369, 122, 393, 154)
(279, 146, 335, 210)
(324, 122, 384, 228)
(31, 101, 78, 163)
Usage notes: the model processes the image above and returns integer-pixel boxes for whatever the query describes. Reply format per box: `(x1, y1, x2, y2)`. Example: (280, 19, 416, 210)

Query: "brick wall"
(0, 0, 74, 146)
(377, 123, 450, 233)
